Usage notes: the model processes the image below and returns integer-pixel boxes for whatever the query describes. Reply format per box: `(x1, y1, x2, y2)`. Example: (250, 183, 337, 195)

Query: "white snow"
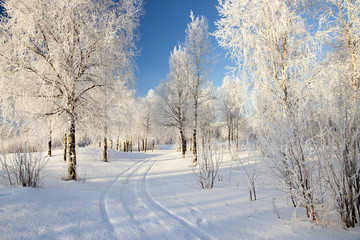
(1, 146, 359, 240)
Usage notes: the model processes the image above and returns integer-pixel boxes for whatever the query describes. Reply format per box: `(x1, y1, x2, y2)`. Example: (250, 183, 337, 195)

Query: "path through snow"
(101, 153, 213, 240)
(1, 147, 360, 240)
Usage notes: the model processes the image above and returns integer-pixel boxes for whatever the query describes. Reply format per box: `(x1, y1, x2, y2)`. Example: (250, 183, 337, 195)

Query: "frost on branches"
(0, 0, 142, 180)
(215, 0, 360, 227)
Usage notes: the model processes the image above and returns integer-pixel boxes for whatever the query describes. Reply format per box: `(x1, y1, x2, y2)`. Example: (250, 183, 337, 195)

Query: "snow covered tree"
(198, 82, 217, 151)
(185, 11, 214, 166)
(215, 0, 321, 221)
(0, 0, 142, 180)
(311, 0, 360, 227)
(155, 45, 191, 158)
(217, 75, 248, 150)
(141, 89, 155, 152)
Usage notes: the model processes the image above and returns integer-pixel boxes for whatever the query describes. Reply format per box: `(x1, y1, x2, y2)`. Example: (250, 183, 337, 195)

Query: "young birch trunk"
(116, 137, 119, 151)
(67, 114, 76, 180)
(47, 129, 52, 157)
(103, 137, 108, 162)
(193, 101, 198, 166)
(180, 128, 186, 158)
(103, 126, 108, 162)
(63, 134, 67, 162)
(145, 129, 148, 153)
(145, 138, 148, 152)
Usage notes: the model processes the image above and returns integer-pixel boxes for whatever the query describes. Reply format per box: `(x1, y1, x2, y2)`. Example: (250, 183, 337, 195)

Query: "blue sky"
(135, 0, 231, 96)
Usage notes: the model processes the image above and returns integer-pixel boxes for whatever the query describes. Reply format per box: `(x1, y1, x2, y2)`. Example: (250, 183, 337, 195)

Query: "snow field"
(0, 147, 359, 240)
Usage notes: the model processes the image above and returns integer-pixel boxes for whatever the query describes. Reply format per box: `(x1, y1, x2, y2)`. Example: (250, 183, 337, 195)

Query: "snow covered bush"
(194, 144, 222, 189)
(230, 145, 258, 201)
(0, 144, 48, 187)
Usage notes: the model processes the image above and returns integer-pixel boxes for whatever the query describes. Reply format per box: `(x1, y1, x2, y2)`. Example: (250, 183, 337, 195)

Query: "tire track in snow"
(114, 157, 177, 239)
(99, 158, 145, 239)
(101, 153, 215, 240)
(142, 160, 215, 240)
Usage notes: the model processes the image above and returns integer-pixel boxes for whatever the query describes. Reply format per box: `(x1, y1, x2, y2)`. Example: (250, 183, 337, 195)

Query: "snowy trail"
(142, 158, 215, 240)
(1, 148, 360, 240)
(101, 153, 213, 240)
(99, 158, 145, 240)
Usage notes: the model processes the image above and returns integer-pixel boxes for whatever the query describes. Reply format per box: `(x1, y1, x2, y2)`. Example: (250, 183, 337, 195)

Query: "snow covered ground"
(1, 146, 359, 240)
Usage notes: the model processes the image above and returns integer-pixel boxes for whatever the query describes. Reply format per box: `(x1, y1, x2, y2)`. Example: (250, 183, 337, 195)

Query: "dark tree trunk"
(63, 133, 67, 162)
(152, 140, 155, 152)
(193, 101, 198, 166)
(67, 116, 76, 180)
(103, 137, 108, 162)
(145, 138, 148, 153)
(103, 126, 108, 162)
(180, 129, 186, 158)
(47, 129, 52, 157)
(193, 128, 197, 166)
(116, 137, 119, 151)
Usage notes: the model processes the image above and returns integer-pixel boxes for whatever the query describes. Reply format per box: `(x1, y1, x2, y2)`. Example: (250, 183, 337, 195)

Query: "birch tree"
(217, 76, 248, 150)
(141, 89, 155, 152)
(0, 0, 142, 180)
(215, 0, 321, 220)
(311, 0, 360, 227)
(185, 11, 213, 166)
(155, 45, 191, 158)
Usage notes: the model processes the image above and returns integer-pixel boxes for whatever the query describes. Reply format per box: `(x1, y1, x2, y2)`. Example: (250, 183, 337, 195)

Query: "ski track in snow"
(99, 159, 145, 240)
(99, 153, 214, 240)
(142, 159, 215, 240)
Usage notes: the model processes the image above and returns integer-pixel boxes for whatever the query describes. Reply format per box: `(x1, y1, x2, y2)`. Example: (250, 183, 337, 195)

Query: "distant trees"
(217, 76, 247, 150)
(155, 11, 214, 161)
(0, 0, 142, 179)
(141, 89, 155, 152)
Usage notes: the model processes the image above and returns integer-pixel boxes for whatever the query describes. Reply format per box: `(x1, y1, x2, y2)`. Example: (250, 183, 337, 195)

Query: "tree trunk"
(228, 126, 231, 150)
(180, 129, 186, 158)
(63, 133, 67, 162)
(193, 127, 197, 166)
(142, 139, 145, 152)
(193, 101, 198, 166)
(190, 136, 192, 152)
(116, 137, 119, 151)
(67, 116, 76, 180)
(103, 137, 108, 162)
(47, 129, 52, 157)
(103, 125, 108, 162)
(145, 138, 148, 153)
(152, 140, 155, 152)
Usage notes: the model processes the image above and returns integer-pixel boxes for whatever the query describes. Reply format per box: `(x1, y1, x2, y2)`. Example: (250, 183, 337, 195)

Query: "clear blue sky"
(135, 0, 231, 96)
